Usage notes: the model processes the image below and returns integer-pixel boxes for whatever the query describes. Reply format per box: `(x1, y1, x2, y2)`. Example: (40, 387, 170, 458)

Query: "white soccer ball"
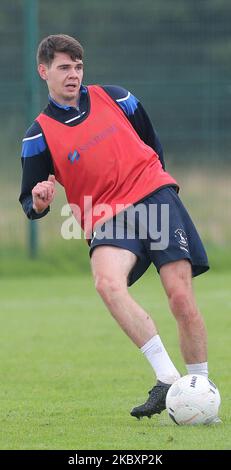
(166, 374, 221, 425)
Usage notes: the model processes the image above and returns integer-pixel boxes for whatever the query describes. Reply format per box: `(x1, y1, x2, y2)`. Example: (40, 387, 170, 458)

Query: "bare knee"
(94, 275, 127, 303)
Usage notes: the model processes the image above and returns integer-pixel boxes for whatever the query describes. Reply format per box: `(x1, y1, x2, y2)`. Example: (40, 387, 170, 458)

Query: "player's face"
(38, 52, 84, 107)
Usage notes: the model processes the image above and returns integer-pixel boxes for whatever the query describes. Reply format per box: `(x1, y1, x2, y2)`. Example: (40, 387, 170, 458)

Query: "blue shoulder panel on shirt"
(21, 122, 46, 158)
(116, 91, 138, 116)
(102, 85, 139, 116)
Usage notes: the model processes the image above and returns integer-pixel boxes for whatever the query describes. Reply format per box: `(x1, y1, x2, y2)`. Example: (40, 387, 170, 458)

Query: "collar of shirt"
(48, 85, 88, 111)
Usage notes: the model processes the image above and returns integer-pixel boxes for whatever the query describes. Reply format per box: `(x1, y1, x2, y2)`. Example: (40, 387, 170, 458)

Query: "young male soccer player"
(19, 34, 214, 420)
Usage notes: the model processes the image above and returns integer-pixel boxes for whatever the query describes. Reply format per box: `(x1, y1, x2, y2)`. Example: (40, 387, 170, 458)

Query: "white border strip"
(65, 112, 86, 124)
(116, 92, 131, 103)
(23, 133, 43, 142)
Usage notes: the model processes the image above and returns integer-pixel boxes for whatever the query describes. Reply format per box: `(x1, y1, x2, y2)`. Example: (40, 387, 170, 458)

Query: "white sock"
(186, 362, 208, 378)
(141, 335, 181, 385)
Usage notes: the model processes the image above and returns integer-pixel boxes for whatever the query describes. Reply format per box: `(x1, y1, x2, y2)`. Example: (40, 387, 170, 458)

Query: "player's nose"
(69, 67, 79, 78)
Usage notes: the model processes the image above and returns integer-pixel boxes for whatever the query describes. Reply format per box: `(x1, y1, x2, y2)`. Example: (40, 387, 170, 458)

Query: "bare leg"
(160, 259, 207, 364)
(91, 245, 157, 347)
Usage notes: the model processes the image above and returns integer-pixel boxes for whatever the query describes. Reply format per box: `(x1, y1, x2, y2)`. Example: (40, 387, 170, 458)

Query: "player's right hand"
(32, 174, 56, 214)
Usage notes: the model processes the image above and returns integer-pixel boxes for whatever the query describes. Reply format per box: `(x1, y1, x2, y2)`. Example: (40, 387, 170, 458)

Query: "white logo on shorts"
(174, 228, 189, 251)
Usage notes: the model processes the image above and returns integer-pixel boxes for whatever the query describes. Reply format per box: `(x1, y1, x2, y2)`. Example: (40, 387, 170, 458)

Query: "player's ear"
(38, 63, 48, 80)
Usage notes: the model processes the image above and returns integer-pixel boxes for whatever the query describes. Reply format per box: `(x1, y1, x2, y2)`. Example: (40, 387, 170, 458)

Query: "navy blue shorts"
(89, 187, 209, 286)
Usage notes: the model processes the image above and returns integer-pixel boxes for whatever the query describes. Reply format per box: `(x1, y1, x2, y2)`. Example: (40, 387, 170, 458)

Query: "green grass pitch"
(0, 271, 230, 450)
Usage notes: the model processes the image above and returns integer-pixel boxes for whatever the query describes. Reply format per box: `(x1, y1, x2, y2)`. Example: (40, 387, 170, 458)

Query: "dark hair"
(37, 34, 84, 66)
